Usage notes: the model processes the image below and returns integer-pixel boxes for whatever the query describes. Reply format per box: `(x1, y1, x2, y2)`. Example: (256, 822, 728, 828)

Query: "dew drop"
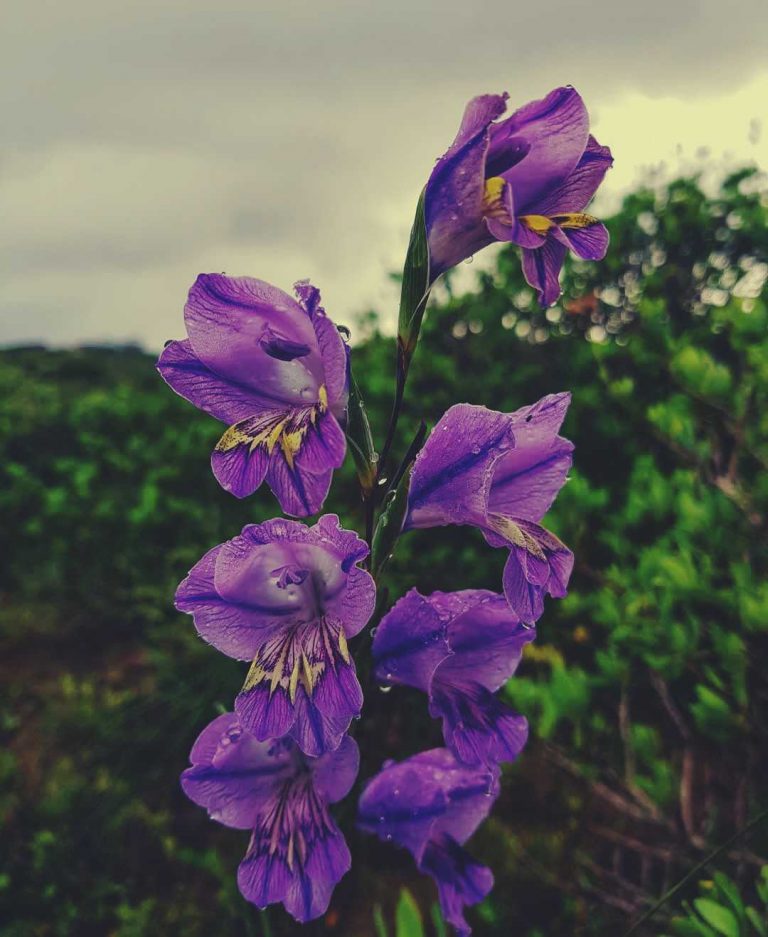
(379, 685, 392, 694)
(464, 255, 474, 264)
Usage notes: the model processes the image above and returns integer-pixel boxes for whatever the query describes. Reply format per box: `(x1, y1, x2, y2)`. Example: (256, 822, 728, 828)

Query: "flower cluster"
(162, 84, 609, 933)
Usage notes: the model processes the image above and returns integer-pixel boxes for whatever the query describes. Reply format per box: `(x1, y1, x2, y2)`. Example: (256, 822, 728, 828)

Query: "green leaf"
(373, 903, 389, 937)
(397, 189, 430, 363)
(746, 906, 768, 936)
(395, 888, 424, 937)
(345, 366, 377, 496)
(694, 898, 740, 937)
(430, 903, 448, 937)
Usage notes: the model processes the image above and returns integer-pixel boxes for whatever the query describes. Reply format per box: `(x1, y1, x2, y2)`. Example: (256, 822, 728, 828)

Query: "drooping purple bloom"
(181, 712, 358, 922)
(406, 393, 574, 623)
(372, 589, 534, 768)
(158, 275, 348, 516)
(175, 515, 375, 757)
(358, 749, 498, 937)
(425, 86, 612, 305)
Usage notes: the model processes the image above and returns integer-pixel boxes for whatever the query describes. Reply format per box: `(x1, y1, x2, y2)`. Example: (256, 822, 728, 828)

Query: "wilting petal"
(534, 135, 614, 216)
(488, 393, 573, 523)
(425, 94, 508, 278)
(493, 86, 589, 213)
(157, 339, 263, 424)
(421, 833, 494, 937)
(521, 239, 568, 307)
(407, 404, 515, 530)
(180, 714, 296, 829)
(372, 589, 451, 691)
(431, 682, 528, 768)
(500, 520, 574, 622)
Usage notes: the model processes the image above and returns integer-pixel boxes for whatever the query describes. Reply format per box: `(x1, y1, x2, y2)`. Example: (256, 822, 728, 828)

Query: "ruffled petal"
(406, 404, 515, 530)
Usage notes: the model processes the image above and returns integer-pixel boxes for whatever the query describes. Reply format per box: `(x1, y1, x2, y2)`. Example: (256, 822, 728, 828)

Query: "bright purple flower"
(175, 515, 375, 757)
(406, 393, 574, 623)
(358, 749, 498, 937)
(372, 589, 534, 768)
(425, 86, 612, 305)
(181, 712, 358, 922)
(158, 275, 348, 516)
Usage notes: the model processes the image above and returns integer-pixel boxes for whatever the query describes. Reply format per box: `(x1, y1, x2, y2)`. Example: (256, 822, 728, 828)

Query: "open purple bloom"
(157, 274, 348, 516)
(175, 515, 375, 757)
(372, 589, 534, 768)
(358, 749, 498, 937)
(425, 86, 612, 305)
(406, 393, 574, 623)
(181, 712, 358, 922)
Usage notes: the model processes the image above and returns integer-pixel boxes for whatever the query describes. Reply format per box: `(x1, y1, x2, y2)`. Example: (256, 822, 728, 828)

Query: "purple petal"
(210, 428, 270, 500)
(439, 591, 534, 692)
(289, 685, 352, 757)
(493, 87, 589, 213)
(296, 410, 346, 476)
(236, 682, 297, 741)
(483, 180, 546, 248)
(265, 456, 333, 518)
(312, 735, 360, 804)
(284, 829, 351, 922)
(184, 273, 324, 407)
(420, 834, 494, 937)
(326, 566, 376, 639)
(312, 657, 364, 730)
(521, 239, 568, 307)
(430, 682, 529, 768)
(156, 339, 262, 424)
(312, 513, 370, 567)
(487, 393, 573, 523)
(501, 521, 574, 623)
(237, 850, 294, 912)
(552, 220, 610, 261)
(425, 95, 508, 278)
(309, 301, 349, 416)
(406, 404, 515, 530)
(372, 589, 451, 692)
(535, 135, 614, 216)
(180, 713, 296, 829)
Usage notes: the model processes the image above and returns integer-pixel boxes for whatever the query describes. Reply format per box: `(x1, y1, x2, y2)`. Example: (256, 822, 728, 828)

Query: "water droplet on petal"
(378, 685, 392, 694)
(464, 255, 474, 264)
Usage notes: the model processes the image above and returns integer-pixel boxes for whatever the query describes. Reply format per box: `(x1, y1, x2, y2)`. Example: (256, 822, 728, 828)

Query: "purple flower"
(358, 748, 498, 937)
(175, 515, 376, 757)
(406, 393, 574, 623)
(158, 274, 348, 516)
(372, 590, 534, 768)
(425, 86, 612, 305)
(181, 712, 358, 922)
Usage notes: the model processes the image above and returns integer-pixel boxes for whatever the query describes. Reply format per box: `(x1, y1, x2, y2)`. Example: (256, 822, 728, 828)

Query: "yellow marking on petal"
(488, 514, 546, 559)
(519, 214, 555, 236)
(552, 211, 599, 229)
(318, 384, 328, 413)
(243, 657, 268, 691)
(289, 656, 301, 703)
(266, 419, 287, 454)
(482, 177, 511, 221)
(338, 628, 350, 664)
(280, 429, 306, 470)
(216, 424, 254, 453)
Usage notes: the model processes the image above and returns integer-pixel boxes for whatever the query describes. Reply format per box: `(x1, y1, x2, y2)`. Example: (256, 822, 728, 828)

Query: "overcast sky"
(2, 0, 767, 349)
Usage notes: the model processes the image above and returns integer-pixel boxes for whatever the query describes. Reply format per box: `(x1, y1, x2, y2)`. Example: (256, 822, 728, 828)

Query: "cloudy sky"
(2, 0, 767, 349)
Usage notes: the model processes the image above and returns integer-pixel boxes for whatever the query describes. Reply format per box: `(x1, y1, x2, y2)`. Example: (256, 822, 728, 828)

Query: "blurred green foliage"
(1, 167, 767, 936)
(664, 867, 768, 937)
